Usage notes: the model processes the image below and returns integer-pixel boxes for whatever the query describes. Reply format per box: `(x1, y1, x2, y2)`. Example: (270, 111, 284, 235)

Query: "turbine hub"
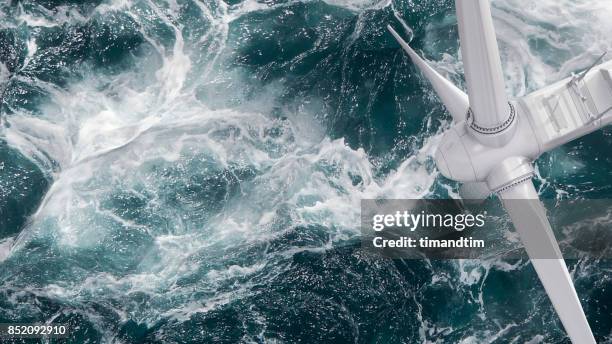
(434, 102, 540, 183)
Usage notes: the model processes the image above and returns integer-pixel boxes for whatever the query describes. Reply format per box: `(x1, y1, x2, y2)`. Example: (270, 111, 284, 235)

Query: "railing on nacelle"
(519, 59, 612, 153)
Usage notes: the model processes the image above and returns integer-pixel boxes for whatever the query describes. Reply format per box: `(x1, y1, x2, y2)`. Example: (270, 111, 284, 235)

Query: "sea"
(0, 0, 611, 342)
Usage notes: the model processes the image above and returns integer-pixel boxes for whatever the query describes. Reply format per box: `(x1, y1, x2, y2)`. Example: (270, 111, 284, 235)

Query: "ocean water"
(0, 0, 611, 343)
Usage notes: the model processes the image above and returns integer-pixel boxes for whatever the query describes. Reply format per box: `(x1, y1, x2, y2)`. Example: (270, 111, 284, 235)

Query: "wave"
(0, 0, 610, 342)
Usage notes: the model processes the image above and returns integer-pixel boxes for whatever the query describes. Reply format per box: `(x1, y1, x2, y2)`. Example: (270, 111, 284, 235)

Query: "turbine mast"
(456, 0, 515, 147)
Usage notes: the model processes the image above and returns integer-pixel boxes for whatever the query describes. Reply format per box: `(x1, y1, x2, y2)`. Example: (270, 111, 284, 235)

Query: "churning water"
(0, 0, 611, 342)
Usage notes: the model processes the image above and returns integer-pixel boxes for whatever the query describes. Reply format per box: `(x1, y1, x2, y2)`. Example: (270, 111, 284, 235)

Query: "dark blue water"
(0, 0, 611, 343)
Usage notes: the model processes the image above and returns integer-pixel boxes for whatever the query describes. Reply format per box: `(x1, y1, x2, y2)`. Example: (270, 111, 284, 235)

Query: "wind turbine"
(388, 1, 612, 343)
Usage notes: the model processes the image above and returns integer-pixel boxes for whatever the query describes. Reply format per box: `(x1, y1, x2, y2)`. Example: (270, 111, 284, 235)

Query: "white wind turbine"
(388, 1, 612, 343)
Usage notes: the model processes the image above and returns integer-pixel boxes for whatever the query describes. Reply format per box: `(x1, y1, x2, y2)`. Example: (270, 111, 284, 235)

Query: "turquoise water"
(0, 0, 611, 342)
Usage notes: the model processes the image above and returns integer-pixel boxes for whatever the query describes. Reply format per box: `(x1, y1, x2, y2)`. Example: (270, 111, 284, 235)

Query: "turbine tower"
(388, 1, 612, 342)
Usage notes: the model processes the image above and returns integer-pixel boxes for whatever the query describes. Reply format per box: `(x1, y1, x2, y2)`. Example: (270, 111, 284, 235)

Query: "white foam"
(324, 0, 391, 12)
(492, 0, 612, 94)
(0, 237, 14, 262)
(2, 0, 606, 330)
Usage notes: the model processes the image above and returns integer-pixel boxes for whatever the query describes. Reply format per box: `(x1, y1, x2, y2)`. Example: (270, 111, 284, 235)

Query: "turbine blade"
(455, 0, 509, 129)
(387, 25, 469, 122)
(498, 180, 596, 344)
